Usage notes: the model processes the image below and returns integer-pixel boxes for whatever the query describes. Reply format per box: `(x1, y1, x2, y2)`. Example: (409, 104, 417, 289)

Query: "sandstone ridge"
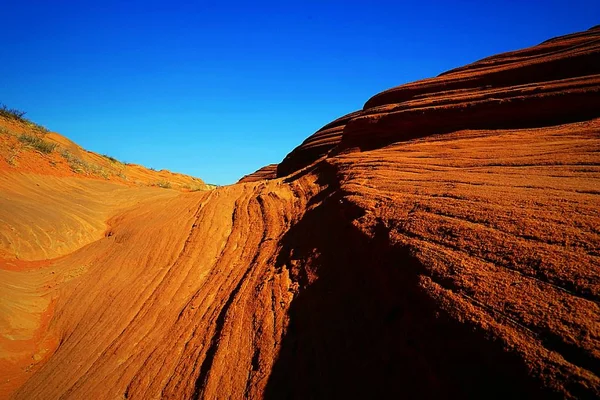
(2, 27, 599, 399)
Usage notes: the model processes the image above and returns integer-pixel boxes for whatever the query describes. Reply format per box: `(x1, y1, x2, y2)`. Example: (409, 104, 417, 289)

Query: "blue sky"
(1, 1, 598, 185)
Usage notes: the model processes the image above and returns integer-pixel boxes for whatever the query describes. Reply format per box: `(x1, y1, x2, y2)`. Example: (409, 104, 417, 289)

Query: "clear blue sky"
(1, 1, 598, 185)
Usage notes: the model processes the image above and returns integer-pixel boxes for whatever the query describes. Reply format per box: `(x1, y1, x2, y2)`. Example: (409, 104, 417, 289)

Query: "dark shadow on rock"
(264, 176, 561, 399)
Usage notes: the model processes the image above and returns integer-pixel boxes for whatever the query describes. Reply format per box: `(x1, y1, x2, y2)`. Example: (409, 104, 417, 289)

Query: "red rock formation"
(267, 120, 600, 399)
(238, 164, 278, 183)
(2, 27, 599, 400)
(278, 25, 600, 176)
(277, 110, 363, 177)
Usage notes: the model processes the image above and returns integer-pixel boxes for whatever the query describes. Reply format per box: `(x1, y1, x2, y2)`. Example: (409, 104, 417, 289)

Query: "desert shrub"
(61, 149, 106, 177)
(182, 183, 207, 192)
(18, 134, 56, 154)
(101, 154, 120, 163)
(25, 121, 49, 133)
(61, 150, 86, 172)
(156, 180, 172, 189)
(0, 104, 49, 132)
(0, 104, 27, 121)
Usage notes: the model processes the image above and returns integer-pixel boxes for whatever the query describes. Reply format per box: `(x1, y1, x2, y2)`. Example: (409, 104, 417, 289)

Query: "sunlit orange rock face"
(238, 164, 278, 183)
(2, 27, 599, 400)
(278, 26, 600, 175)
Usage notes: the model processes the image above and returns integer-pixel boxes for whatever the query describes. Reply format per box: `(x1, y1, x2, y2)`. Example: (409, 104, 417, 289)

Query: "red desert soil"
(0, 119, 212, 396)
(1, 27, 599, 399)
(0, 118, 212, 191)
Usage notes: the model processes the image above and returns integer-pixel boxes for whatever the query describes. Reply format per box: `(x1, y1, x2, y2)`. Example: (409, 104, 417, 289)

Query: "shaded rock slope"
(2, 27, 600, 399)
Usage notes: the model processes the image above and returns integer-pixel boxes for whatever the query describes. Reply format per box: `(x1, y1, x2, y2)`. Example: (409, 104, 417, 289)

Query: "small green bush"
(0, 104, 49, 132)
(182, 183, 207, 192)
(101, 154, 120, 163)
(61, 149, 106, 177)
(26, 121, 49, 133)
(61, 150, 88, 173)
(18, 134, 56, 154)
(156, 180, 172, 189)
(0, 104, 27, 121)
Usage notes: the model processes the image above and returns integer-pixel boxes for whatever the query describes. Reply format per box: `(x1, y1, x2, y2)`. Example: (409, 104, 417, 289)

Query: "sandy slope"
(0, 173, 181, 261)
(0, 176, 192, 396)
(0, 116, 211, 397)
(0, 117, 211, 191)
(4, 177, 316, 399)
(2, 27, 600, 399)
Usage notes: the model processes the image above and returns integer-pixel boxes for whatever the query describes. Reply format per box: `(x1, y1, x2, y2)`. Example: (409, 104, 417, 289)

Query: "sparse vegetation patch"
(101, 154, 120, 163)
(0, 103, 49, 132)
(0, 104, 27, 121)
(156, 180, 172, 189)
(182, 183, 207, 191)
(18, 134, 57, 154)
(61, 149, 108, 178)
